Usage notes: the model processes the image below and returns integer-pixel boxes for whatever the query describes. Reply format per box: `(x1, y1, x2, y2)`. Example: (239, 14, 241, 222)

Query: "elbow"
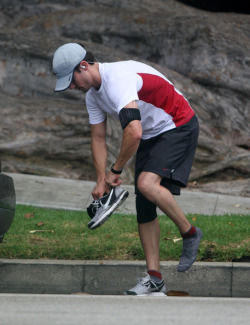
(135, 121, 143, 141)
(134, 129, 142, 142)
(129, 121, 142, 142)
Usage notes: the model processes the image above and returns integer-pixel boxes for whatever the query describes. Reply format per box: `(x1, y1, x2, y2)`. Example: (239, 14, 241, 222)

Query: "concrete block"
(0, 259, 85, 294)
(161, 261, 233, 297)
(232, 263, 250, 297)
(0, 259, 248, 297)
(84, 261, 146, 295)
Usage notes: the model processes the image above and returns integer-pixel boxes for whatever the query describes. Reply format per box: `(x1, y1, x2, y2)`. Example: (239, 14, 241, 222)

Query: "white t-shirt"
(86, 60, 194, 139)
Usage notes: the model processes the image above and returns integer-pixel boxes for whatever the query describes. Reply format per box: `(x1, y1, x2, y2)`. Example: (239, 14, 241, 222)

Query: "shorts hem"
(136, 169, 182, 196)
(143, 169, 186, 187)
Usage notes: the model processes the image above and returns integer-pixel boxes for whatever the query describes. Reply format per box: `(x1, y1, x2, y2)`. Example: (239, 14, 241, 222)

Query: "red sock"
(148, 270, 162, 280)
(181, 225, 196, 238)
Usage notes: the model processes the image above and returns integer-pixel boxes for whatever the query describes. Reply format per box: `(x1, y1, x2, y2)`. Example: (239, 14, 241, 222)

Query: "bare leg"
(137, 171, 201, 274)
(138, 218, 161, 271)
(138, 171, 191, 234)
(136, 171, 191, 273)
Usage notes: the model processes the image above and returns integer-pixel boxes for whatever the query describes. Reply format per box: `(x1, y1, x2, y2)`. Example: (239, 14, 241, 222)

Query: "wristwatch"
(111, 163, 123, 175)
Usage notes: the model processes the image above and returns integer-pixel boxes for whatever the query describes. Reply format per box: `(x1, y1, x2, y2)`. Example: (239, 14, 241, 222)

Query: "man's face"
(69, 69, 91, 92)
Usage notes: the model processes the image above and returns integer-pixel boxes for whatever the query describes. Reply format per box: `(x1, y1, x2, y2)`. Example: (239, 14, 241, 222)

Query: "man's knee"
(137, 173, 154, 197)
(136, 193, 157, 224)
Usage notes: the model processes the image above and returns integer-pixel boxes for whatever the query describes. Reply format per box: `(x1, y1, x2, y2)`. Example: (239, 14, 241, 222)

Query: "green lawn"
(0, 205, 249, 262)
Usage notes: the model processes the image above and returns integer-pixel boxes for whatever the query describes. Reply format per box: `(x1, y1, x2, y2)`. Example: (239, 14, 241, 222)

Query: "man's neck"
(92, 63, 102, 90)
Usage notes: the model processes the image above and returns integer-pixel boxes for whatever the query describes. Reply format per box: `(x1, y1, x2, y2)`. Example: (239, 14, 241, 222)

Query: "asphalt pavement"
(0, 294, 249, 325)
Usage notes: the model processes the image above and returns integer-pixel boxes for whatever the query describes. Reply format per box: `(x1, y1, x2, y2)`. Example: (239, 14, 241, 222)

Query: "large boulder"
(0, 0, 249, 194)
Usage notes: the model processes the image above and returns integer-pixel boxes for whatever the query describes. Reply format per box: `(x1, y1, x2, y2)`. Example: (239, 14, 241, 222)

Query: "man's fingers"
(105, 177, 122, 187)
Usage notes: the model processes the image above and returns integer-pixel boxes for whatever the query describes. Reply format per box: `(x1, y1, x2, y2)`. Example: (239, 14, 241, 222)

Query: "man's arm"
(91, 119, 110, 199)
(105, 101, 142, 187)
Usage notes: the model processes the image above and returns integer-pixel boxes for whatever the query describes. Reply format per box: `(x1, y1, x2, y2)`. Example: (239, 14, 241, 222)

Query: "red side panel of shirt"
(137, 73, 194, 127)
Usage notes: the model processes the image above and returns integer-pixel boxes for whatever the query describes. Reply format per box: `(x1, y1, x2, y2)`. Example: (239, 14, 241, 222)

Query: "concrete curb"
(0, 259, 249, 297)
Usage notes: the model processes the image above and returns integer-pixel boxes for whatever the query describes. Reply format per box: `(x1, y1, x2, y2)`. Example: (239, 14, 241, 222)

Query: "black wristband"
(111, 163, 123, 175)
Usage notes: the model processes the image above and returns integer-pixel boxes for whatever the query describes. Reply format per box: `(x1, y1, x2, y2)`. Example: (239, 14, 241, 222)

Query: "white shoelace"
(134, 273, 150, 289)
(92, 200, 101, 211)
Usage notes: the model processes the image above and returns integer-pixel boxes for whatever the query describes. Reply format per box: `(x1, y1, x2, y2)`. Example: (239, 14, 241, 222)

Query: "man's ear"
(80, 61, 88, 69)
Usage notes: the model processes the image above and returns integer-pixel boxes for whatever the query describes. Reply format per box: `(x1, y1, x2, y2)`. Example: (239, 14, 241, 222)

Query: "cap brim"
(54, 72, 73, 92)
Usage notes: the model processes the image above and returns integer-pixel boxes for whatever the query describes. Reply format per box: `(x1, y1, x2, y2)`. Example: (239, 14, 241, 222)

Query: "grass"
(0, 205, 249, 262)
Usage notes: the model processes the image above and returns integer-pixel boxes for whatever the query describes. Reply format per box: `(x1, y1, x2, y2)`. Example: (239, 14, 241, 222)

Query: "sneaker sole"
(88, 190, 129, 230)
(124, 292, 167, 297)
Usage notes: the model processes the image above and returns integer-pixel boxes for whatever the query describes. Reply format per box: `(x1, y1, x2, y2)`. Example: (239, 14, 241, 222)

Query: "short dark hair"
(84, 51, 96, 64)
(74, 44, 96, 72)
(79, 43, 96, 64)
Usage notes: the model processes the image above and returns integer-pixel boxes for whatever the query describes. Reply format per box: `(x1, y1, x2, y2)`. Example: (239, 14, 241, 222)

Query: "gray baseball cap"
(53, 43, 86, 92)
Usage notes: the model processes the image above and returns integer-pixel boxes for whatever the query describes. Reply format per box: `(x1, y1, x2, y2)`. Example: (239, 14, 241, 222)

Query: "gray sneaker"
(123, 273, 167, 296)
(88, 186, 129, 230)
(177, 227, 203, 272)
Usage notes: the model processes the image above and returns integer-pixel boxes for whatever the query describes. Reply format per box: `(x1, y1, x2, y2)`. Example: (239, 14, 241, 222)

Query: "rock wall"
(0, 0, 249, 195)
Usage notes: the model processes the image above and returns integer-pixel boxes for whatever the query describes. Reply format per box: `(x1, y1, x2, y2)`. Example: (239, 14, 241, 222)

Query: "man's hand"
(92, 180, 110, 200)
(105, 171, 122, 187)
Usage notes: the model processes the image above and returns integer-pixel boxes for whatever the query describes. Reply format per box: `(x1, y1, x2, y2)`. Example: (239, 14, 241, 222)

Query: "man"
(53, 43, 202, 296)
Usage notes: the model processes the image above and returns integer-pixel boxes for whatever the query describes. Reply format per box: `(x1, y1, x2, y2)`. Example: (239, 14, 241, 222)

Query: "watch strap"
(111, 163, 123, 175)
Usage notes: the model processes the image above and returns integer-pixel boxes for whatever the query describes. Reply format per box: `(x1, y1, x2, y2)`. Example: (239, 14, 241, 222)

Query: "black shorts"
(135, 115, 199, 196)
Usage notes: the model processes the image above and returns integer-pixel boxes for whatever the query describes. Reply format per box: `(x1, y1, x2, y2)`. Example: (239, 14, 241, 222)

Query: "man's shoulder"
(100, 61, 150, 88)
(86, 88, 97, 103)
(101, 60, 148, 74)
